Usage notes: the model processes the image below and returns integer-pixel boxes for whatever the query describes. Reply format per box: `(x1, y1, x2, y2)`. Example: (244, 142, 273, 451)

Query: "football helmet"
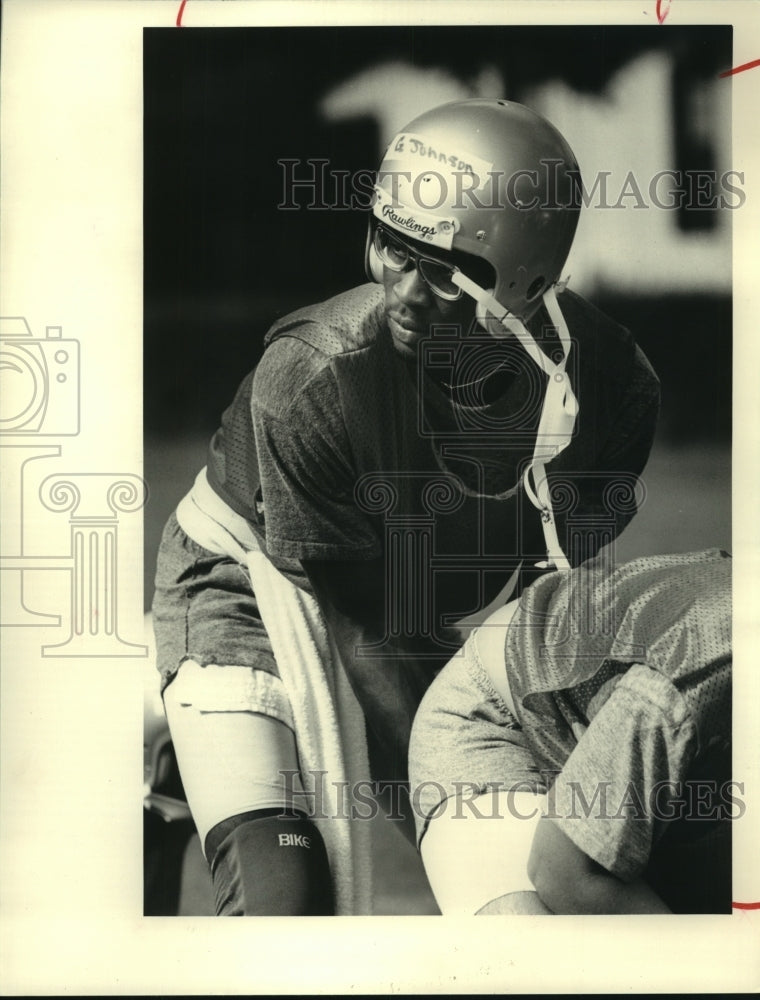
(365, 99, 581, 323)
(365, 100, 584, 571)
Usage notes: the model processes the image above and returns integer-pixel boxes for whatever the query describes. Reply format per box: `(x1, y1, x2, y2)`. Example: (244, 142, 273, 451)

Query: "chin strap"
(451, 273, 578, 571)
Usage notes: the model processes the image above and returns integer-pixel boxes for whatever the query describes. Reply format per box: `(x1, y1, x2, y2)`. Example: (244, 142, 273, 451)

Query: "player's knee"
(205, 808, 334, 916)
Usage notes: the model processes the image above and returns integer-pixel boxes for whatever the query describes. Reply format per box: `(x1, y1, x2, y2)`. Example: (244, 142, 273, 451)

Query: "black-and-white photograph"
(2, 1, 759, 994)
(143, 24, 735, 917)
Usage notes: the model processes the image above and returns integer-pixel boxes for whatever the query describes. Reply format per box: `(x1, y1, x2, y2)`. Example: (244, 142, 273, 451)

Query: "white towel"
(176, 469, 373, 915)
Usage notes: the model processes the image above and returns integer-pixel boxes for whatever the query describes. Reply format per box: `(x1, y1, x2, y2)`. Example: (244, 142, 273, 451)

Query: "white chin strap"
(451, 272, 579, 572)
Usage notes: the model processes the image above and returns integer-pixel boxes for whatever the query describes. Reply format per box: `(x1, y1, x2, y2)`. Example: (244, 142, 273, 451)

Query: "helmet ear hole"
(526, 276, 546, 300)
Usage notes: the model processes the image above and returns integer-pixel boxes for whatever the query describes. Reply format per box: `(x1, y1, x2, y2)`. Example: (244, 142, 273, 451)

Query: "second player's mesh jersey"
(506, 548, 732, 774)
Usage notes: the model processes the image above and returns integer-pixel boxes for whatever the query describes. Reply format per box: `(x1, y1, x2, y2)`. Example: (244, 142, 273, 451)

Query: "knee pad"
(205, 809, 334, 916)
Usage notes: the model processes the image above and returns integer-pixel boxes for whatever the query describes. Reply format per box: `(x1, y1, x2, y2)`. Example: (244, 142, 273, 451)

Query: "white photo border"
(1, 0, 759, 994)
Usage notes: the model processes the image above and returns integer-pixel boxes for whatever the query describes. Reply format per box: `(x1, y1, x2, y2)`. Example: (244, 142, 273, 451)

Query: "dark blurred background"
(143, 24, 732, 915)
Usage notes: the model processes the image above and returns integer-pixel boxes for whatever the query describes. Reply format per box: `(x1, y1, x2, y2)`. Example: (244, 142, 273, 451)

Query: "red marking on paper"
(176, 0, 187, 26)
(656, 0, 671, 23)
(719, 58, 760, 78)
(732, 901, 760, 910)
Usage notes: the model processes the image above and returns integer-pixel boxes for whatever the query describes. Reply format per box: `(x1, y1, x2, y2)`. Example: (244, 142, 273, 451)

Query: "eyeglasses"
(373, 224, 464, 301)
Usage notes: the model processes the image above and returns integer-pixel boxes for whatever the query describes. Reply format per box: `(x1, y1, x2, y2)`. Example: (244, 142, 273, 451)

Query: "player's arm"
(599, 345, 660, 470)
(527, 817, 671, 914)
(526, 664, 696, 914)
(549, 345, 660, 564)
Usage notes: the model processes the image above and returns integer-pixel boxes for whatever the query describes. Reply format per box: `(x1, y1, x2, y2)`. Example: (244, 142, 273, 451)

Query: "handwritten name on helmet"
(393, 133, 478, 175)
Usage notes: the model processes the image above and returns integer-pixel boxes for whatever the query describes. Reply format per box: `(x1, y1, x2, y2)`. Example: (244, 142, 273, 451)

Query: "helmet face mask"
(365, 99, 581, 324)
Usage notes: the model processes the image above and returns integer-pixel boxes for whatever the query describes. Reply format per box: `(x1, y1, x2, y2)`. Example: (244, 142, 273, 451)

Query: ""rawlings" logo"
(381, 203, 438, 240)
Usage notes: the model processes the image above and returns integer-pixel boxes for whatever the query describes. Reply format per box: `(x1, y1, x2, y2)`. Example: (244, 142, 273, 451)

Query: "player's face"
(380, 231, 485, 360)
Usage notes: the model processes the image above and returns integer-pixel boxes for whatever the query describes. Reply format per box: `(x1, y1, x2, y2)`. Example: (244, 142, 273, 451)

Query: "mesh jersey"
(506, 548, 732, 773)
(503, 548, 732, 882)
(206, 283, 659, 629)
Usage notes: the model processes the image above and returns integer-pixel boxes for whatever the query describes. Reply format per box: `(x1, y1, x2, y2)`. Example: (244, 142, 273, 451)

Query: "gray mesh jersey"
(206, 282, 660, 631)
(505, 548, 732, 883)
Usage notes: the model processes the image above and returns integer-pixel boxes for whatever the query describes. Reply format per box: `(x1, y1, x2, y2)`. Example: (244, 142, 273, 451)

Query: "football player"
(152, 99, 660, 914)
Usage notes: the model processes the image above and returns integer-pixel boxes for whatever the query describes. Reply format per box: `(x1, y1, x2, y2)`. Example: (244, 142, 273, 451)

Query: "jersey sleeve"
(596, 344, 660, 474)
(548, 343, 660, 566)
(548, 664, 698, 882)
(251, 336, 381, 562)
